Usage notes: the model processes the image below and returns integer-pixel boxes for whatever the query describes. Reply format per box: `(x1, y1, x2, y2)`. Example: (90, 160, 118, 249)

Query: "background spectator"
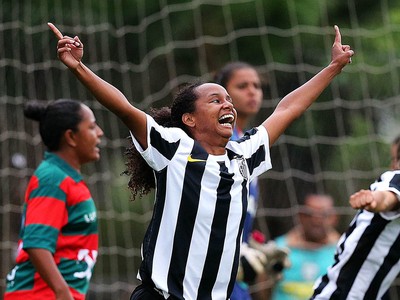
(271, 194, 339, 300)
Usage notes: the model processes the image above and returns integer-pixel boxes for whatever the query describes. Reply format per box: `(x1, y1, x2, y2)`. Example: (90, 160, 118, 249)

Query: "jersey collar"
(44, 151, 83, 182)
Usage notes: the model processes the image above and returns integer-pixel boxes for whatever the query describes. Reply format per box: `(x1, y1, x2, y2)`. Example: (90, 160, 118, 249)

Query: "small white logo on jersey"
(234, 155, 248, 180)
(84, 211, 97, 223)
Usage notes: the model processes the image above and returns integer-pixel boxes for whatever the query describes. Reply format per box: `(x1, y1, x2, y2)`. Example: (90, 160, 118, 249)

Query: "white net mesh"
(1, 0, 400, 299)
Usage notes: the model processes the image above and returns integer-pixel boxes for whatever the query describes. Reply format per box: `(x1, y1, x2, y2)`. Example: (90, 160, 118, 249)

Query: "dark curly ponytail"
(123, 82, 203, 199)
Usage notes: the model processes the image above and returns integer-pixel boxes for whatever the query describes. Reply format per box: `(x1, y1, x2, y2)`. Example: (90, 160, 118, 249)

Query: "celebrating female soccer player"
(48, 22, 353, 300)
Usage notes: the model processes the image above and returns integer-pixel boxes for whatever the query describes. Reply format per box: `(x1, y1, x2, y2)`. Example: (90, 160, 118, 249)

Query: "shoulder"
(228, 126, 268, 148)
(27, 160, 70, 201)
(34, 159, 68, 187)
(239, 126, 268, 141)
(146, 114, 189, 141)
(377, 170, 400, 181)
(371, 170, 400, 192)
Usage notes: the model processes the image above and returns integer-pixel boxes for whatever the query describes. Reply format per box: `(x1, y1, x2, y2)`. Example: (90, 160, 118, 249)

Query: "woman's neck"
(54, 150, 81, 172)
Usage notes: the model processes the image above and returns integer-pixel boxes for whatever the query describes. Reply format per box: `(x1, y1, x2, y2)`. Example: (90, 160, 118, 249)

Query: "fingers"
(334, 25, 342, 45)
(342, 44, 353, 63)
(48, 23, 82, 48)
(332, 25, 354, 65)
(342, 45, 351, 51)
(74, 36, 82, 48)
(48, 22, 63, 40)
(366, 201, 377, 210)
(349, 190, 374, 209)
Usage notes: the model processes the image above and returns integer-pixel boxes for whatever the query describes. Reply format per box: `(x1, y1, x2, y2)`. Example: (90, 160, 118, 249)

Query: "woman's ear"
(63, 129, 77, 147)
(182, 113, 195, 128)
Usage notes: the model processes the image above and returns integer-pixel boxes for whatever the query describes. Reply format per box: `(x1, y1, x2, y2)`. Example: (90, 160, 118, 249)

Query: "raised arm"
(48, 23, 147, 148)
(262, 25, 354, 146)
(349, 189, 400, 213)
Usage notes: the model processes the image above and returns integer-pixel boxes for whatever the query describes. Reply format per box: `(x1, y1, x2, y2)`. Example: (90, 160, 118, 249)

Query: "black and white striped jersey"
(130, 115, 272, 300)
(311, 170, 400, 300)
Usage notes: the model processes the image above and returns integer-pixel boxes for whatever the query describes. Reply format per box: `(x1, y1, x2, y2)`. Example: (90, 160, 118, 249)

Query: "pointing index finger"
(334, 25, 342, 45)
(47, 22, 63, 40)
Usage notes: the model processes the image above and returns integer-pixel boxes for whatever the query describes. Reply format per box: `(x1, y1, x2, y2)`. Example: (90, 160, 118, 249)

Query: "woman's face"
(73, 104, 104, 164)
(225, 68, 263, 119)
(187, 83, 237, 143)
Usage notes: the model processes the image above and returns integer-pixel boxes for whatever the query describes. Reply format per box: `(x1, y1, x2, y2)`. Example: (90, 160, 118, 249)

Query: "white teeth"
(219, 114, 234, 122)
(218, 113, 234, 128)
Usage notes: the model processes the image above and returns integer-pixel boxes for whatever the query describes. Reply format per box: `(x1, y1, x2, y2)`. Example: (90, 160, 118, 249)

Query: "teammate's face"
(187, 83, 237, 143)
(74, 105, 104, 164)
(225, 68, 263, 119)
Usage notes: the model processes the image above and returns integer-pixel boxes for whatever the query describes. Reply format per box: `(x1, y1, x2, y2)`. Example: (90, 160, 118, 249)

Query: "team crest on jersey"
(235, 155, 248, 180)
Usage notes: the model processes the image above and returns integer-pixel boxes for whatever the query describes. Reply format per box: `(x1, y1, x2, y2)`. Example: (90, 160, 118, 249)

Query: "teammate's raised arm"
(262, 25, 354, 146)
(349, 189, 399, 212)
(48, 22, 148, 149)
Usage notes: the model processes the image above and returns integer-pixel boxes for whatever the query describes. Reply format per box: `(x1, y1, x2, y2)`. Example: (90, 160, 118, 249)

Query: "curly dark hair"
(123, 82, 203, 199)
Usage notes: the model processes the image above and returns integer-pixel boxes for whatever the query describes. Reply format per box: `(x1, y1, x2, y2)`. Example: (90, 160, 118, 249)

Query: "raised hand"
(350, 189, 399, 213)
(48, 22, 83, 69)
(331, 25, 354, 70)
(349, 189, 377, 210)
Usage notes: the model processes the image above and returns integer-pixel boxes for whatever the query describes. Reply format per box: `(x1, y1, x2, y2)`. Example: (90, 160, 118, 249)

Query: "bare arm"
(26, 248, 73, 300)
(262, 25, 354, 146)
(48, 23, 147, 148)
(349, 189, 400, 212)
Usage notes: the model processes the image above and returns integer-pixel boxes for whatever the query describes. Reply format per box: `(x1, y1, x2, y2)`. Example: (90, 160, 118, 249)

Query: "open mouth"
(218, 113, 235, 128)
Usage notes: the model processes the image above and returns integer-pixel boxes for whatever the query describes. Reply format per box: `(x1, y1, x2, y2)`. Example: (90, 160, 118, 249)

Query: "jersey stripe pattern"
(232, 127, 260, 244)
(4, 152, 98, 300)
(130, 115, 272, 300)
(311, 170, 400, 300)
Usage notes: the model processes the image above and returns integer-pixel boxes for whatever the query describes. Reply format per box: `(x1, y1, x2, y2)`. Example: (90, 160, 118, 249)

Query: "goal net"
(1, 0, 400, 298)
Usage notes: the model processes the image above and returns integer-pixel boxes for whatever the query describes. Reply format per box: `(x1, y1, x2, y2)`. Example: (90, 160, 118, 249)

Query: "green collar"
(44, 151, 82, 182)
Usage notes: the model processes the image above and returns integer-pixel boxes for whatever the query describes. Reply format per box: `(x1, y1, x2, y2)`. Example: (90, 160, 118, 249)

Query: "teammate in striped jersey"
(311, 136, 400, 299)
(4, 99, 103, 300)
(49, 23, 353, 299)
